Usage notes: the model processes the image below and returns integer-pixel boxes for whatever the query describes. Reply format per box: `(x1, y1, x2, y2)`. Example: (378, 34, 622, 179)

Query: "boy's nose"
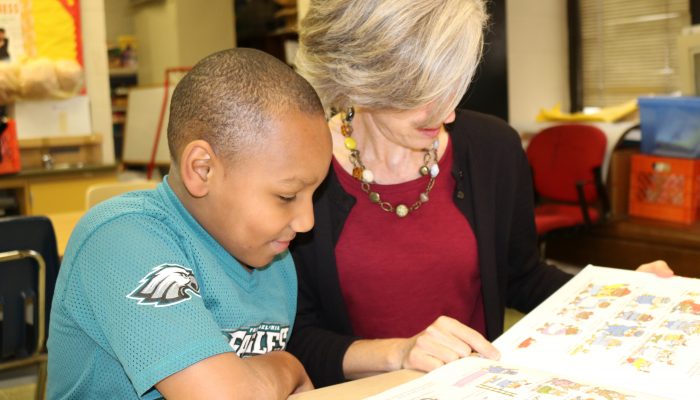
(291, 200, 315, 233)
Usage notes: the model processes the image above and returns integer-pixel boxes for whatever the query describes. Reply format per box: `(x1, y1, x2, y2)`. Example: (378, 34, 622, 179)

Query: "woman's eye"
(278, 195, 296, 202)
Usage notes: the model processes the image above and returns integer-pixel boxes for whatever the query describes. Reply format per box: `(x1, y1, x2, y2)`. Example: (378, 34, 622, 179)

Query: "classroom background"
(1, 0, 699, 398)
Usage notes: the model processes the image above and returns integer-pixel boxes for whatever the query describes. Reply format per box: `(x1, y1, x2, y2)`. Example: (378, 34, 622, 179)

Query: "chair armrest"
(575, 181, 593, 226)
(0, 250, 46, 357)
(575, 165, 611, 226)
(593, 166, 610, 218)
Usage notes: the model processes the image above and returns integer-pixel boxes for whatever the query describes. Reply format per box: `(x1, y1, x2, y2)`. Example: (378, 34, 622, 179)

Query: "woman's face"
(363, 104, 456, 150)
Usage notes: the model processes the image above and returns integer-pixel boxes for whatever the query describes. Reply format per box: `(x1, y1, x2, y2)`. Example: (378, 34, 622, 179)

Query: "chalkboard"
(122, 86, 174, 165)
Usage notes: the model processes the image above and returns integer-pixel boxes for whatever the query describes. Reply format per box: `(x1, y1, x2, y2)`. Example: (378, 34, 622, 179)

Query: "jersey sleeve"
(61, 214, 233, 396)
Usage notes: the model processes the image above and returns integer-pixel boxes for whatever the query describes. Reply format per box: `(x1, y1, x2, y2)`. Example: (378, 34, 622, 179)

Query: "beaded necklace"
(339, 107, 440, 218)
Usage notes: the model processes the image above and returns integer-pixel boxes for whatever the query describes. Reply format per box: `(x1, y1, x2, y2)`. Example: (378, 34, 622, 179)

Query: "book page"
(366, 356, 666, 400)
(494, 266, 700, 400)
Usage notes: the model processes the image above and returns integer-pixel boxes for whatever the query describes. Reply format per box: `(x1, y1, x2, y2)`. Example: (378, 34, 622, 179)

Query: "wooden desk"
(288, 370, 423, 400)
(0, 164, 117, 215)
(47, 211, 83, 257)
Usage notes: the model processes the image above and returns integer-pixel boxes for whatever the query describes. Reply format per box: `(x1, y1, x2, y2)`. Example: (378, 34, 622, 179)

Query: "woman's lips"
(420, 127, 441, 138)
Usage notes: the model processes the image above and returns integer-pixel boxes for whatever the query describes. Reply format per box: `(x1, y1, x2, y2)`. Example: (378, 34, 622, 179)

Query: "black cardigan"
(288, 109, 572, 387)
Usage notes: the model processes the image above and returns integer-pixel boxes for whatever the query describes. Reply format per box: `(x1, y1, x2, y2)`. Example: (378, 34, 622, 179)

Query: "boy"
(47, 48, 331, 399)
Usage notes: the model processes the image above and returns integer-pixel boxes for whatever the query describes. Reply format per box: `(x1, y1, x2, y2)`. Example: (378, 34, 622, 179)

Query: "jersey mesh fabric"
(47, 177, 297, 399)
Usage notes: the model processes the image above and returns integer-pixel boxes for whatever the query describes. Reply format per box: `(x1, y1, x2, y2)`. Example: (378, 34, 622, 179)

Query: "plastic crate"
(638, 96, 700, 159)
(628, 154, 700, 224)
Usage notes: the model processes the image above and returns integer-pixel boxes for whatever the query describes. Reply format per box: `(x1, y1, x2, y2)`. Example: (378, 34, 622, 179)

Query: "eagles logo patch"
(127, 264, 200, 307)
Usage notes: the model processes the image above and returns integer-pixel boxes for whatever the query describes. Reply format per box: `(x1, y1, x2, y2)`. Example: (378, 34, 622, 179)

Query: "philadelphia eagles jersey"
(47, 177, 297, 399)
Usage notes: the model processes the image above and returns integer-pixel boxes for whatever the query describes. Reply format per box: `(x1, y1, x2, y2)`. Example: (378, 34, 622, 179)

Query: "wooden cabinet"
(0, 164, 118, 215)
(547, 217, 700, 279)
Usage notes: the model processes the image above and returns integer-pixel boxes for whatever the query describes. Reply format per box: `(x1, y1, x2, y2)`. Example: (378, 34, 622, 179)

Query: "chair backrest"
(0, 216, 59, 358)
(85, 180, 159, 209)
(526, 124, 607, 203)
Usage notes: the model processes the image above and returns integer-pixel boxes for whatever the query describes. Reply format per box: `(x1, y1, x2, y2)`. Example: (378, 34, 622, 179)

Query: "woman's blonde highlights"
(296, 0, 488, 122)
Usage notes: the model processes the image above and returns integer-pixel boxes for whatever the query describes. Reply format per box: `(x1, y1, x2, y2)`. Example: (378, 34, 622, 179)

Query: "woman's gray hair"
(296, 0, 487, 122)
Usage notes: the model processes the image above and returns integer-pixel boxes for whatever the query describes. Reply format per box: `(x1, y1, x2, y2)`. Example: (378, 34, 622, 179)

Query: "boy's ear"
(180, 140, 215, 198)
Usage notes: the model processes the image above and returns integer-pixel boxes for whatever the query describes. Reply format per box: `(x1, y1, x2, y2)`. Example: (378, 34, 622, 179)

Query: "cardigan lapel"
(320, 170, 356, 333)
(449, 113, 504, 339)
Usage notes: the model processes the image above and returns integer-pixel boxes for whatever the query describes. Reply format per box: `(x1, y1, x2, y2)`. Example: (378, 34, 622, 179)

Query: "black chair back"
(0, 215, 59, 358)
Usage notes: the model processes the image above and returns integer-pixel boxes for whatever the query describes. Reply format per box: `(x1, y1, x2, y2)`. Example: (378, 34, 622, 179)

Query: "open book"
(367, 265, 700, 400)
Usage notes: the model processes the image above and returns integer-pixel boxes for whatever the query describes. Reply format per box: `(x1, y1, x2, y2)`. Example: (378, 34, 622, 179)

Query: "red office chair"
(526, 124, 610, 256)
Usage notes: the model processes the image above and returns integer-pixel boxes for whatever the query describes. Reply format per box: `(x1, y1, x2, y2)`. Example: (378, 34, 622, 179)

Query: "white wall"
(176, 0, 236, 68)
(506, 0, 569, 127)
(133, 0, 235, 85)
(104, 0, 134, 46)
(133, 1, 180, 85)
(83, 0, 115, 165)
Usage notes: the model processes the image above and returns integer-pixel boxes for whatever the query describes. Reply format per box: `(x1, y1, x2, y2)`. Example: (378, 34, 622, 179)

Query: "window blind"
(580, 0, 691, 107)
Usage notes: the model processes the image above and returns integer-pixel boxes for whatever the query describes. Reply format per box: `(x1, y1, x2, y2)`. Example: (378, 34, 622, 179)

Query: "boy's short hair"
(167, 47, 324, 165)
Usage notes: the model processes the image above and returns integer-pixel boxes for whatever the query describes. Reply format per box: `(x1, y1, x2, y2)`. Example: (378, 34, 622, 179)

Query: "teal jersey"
(47, 177, 297, 399)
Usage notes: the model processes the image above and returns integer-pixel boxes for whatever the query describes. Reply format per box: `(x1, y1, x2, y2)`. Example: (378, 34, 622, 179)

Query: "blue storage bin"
(639, 96, 700, 159)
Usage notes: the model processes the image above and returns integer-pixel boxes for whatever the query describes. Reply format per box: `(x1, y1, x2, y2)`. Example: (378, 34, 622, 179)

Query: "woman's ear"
(180, 140, 215, 198)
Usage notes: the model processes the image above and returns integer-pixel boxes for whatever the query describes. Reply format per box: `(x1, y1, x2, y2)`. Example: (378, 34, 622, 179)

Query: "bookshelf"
(109, 67, 138, 160)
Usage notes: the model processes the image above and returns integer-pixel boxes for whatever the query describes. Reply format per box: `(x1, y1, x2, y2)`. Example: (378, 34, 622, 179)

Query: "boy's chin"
(237, 255, 275, 270)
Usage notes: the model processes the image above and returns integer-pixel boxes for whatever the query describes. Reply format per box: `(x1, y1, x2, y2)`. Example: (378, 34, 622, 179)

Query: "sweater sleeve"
(288, 225, 359, 388)
(505, 137, 573, 312)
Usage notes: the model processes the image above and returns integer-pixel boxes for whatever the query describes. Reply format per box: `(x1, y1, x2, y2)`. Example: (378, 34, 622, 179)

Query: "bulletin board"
(0, 0, 82, 64)
(122, 85, 173, 165)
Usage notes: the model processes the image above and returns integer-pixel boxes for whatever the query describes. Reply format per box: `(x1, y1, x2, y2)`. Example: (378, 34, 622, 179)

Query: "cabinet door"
(29, 174, 117, 214)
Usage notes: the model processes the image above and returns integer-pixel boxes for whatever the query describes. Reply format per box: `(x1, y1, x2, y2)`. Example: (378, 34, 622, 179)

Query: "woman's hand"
(399, 316, 500, 372)
(344, 316, 499, 379)
(635, 260, 674, 278)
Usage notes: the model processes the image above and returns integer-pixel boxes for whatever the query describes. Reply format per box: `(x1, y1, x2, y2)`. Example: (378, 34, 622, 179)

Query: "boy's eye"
(278, 195, 296, 202)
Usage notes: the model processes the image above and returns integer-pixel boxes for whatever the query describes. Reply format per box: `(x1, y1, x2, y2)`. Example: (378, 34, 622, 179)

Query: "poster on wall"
(0, 1, 24, 62)
(0, 0, 81, 64)
(1, 0, 87, 140)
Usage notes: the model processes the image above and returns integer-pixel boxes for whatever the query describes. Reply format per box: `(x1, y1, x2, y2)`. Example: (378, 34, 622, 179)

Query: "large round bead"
(361, 169, 374, 183)
(430, 164, 440, 177)
(419, 165, 429, 176)
(369, 192, 381, 203)
(396, 204, 409, 217)
(344, 137, 357, 150)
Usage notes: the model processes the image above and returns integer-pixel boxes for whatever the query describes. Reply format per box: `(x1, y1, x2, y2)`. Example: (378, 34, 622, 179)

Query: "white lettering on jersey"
(224, 323, 289, 357)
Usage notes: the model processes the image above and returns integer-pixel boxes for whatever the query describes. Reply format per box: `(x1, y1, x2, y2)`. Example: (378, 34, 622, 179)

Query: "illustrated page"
(366, 356, 667, 400)
(494, 266, 700, 400)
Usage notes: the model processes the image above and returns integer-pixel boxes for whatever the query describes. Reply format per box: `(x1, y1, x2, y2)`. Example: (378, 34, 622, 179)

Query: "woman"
(287, 0, 672, 388)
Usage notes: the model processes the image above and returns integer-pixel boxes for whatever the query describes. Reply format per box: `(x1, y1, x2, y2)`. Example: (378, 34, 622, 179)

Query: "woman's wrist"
(343, 338, 412, 380)
(385, 338, 412, 371)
